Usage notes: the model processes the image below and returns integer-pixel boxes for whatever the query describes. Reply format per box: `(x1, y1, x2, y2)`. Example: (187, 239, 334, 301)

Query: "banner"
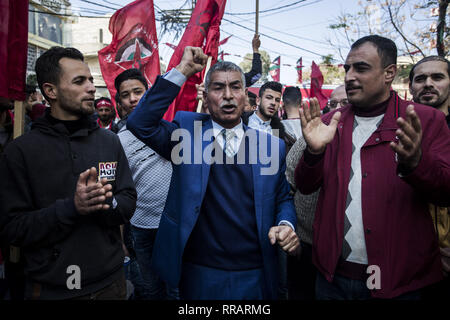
(165, 42, 178, 50)
(269, 56, 280, 82)
(310, 61, 328, 109)
(98, 0, 160, 108)
(296, 57, 303, 84)
(219, 35, 232, 46)
(0, 0, 28, 101)
(163, 0, 227, 121)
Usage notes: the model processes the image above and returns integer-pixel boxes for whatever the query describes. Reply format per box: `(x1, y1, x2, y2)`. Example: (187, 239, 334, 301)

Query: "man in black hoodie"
(0, 47, 137, 300)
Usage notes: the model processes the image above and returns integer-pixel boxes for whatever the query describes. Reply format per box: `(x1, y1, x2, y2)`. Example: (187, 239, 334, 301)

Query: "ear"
(385, 64, 397, 83)
(42, 83, 57, 101)
(256, 96, 261, 106)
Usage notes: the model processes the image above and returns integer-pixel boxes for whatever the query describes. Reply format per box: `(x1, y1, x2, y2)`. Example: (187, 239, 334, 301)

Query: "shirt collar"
(251, 112, 272, 126)
(211, 119, 244, 140)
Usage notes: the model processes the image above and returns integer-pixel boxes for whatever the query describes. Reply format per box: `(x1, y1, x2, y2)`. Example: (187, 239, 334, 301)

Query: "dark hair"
(409, 55, 450, 82)
(351, 35, 397, 67)
(115, 92, 121, 105)
(35, 46, 85, 102)
(247, 91, 257, 107)
(94, 97, 113, 108)
(114, 68, 148, 93)
(25, 84, 36, 99)
(259, 81, 283, 97)
(282, 86, 302, 107)
(204, 61, 245, 93)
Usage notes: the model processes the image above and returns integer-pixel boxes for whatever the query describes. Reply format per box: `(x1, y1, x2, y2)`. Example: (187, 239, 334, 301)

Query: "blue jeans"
(130, 226, 179, 300)
(315, 272, 421, 300)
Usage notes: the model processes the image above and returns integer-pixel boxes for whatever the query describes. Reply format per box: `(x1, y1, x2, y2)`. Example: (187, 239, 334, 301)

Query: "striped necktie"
(222, 129, 236, 157)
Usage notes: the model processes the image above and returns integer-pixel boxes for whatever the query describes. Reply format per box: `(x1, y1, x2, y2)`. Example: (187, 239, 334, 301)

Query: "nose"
(130, 93, 138, 103)
(424, 76, 434, 88)
(87, 81, 96, 94)
(345, 67, 355, 83)
(224, 85, 233, 101)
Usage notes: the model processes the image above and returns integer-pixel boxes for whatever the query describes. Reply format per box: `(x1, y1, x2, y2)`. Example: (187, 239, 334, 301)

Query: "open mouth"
(221, 105, 236, 113)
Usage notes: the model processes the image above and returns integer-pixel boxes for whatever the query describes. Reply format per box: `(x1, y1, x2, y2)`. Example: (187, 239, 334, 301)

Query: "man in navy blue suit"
(127, 46, 299, 300)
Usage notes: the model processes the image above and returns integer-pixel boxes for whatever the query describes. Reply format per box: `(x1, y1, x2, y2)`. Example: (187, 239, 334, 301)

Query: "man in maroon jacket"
(295, 35, 450, 299)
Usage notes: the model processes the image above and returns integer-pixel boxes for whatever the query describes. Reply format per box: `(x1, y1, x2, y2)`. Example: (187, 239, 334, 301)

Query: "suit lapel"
(200, 118, 213, 200)
(249, 126, 263, 239)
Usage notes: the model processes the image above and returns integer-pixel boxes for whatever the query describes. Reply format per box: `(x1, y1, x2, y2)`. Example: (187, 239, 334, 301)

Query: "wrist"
(175, 64, 194, 78)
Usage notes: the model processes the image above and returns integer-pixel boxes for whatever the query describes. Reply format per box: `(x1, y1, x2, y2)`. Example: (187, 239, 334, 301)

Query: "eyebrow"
(344, 61, 371, 70)
(211, 80, 242, 86)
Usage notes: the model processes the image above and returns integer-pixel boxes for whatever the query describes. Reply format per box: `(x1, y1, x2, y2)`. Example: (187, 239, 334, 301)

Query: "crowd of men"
(0, 33, 449, 301)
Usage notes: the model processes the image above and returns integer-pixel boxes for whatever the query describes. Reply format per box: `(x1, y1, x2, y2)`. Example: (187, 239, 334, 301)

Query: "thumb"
(268, 227, 280, 245)
(328, 111, 341, 130)
(87, 167, 98, 184)
(77, 169, 90, 187)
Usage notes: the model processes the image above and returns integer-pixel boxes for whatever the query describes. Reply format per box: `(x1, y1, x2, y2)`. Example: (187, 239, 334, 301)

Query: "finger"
(277, 226, 291, 242)
(310, 98, 320, 119)
(303, 101, 312, 123)
(397, 118, 418, 143)
(87, 195, 107, 207)
(100, 204, 110, 211)
(328, 111, 342, 131)
(407, 106, 422, 135)
(268, 227, 279, 245)
(87, 167, 98, 185)
(86, 186, 106, 200)
(99, 177, 110, 186)
(104, 191, 113, 198)
(102, 183, 113, 192)
(390, 141, 409, 159)
(395, 129, 415, 151)
(77, 169, 91, 187)
(85, 182, 104, 194)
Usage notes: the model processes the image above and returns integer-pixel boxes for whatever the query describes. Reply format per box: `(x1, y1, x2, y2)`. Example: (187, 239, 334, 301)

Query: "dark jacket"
(245, 52, 262, 87)
(295, 92, 450, 298)
(0, 111, 137, 299)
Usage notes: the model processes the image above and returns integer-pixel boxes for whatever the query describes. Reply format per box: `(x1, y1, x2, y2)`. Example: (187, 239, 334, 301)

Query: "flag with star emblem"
(163, 0, 227, 122)
(98, 0, 160, 108)
(269, 56, 280, 82)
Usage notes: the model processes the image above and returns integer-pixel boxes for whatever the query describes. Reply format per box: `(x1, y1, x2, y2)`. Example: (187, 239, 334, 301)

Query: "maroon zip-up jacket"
(295, 92, 450, 298)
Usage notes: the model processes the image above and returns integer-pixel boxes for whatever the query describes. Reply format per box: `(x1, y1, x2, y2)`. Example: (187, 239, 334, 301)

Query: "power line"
(222, 18, 323, 57)
(225, 0, 307, 15)
(78, 0, 119, 11)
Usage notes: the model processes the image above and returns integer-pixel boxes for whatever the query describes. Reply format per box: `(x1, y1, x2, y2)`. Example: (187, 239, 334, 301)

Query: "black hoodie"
(0, 110, 137, 299)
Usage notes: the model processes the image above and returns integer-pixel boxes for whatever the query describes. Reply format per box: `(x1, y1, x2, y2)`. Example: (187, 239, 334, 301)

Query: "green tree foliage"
(239, 50, 272, 82)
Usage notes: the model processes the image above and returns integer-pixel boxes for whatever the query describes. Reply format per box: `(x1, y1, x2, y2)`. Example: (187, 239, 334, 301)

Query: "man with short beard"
(296, 35, 450, 299)
(94, 97, 118, 133)
(409, 56, 450, 128)
(0, 46, 137, 300)
(409, 56, 450, 299)
(247, 81, 295, 152)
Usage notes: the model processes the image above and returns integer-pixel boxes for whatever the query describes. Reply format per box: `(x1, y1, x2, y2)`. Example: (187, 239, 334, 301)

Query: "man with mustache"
(409, 56, 450, 299)
(295, 35, 450, 299)
(127, 46, 298, 300)
(0, 47, 137, 300)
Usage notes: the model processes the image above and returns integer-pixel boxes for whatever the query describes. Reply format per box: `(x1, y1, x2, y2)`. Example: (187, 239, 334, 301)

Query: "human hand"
(299, 98, 341, 154)
(195, 82, 205, 102)
(74, 167, 113, 215)
(390, 105, 422, 172)
(176, 46, 208, 78)
(268, 225, 300, 255)
(252, 34, 260, 53)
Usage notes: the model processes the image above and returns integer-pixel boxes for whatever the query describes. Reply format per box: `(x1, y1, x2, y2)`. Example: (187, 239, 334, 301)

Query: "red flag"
(218, 51, 230, 61)
(296, 57, 303, 84)
(163, 0, 227, 121)
(0, 0, 28, 101)
(219, 35, 232, 46)
(98, 0, 160, 109)
(310, 61, 328, 109)
(269, 56, 280, 82)
(165, 42, 178, 50)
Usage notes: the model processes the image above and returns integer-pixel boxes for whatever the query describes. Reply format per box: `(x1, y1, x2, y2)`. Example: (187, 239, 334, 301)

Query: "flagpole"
(196, 56, 213, 113)
(255, 0, 259, 35)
